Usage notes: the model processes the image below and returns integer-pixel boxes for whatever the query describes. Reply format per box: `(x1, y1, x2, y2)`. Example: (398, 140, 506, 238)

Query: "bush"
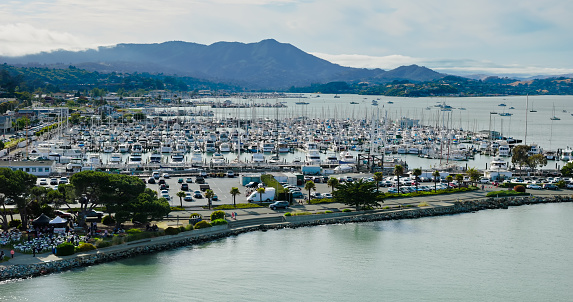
(95, 239, 112, 248)
(112, 235, 125, 245)
(486, 190, 530, 197)
(189, 213, 203, 219)
(325, 210, 333, 213)
(75, 243, 96, 252)
(194, 220, 212, 229)
(164, 227, 180, 235)
(101, 215, 115, 225)
(210, 210, 226, 221)
(56, 242, 75, 256)
(210, 219, 228, 226)
(342, 209, 352, 212)
(185, 224, 194, 231)
(214, 204, 263, 210)
(418, 201, 430, 207)
(8, 219, 21, 229)
(178, 226, 187, 232)
(132, 213, 148, 224)
(284, 212, 292, 217)
(171, 207, 185, 211)
(514, 185, 526, 193)
(126, 228, 142, 235)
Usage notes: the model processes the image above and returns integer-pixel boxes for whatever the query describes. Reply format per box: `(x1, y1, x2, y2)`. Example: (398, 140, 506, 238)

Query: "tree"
(445, 175, 453, 188)
(0, 168, 37, 229)
(256, 187, 265, 204)
(561, 162, 573, 177)
(327, 177, 339, 193)
(205, 189, 214, 210)
(128, 190, 170, 224)
(394, 165, 404, 193)
(467, 167, 481, 187)
(511, 145, 530, 171)
(432, 170, 440, 192)
(230, 187, 240, 208)
(332, 179, 384, 210)
(176, 191, 186, 208)
(412, 168, 422, 192)
(455, 174, 464, 187)
(527, 154, 547, 175)
(304, 180, 316, 203)
(373, 172, 383, 192)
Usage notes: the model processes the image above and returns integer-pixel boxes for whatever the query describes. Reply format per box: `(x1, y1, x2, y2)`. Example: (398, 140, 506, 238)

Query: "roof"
(0, 160, 55, 167)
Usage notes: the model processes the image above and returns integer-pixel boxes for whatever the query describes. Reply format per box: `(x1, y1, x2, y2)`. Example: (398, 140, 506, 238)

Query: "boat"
(339, 151, 356, 164)
(252, 153, 265, 163)
(211, 153, 226, 165)
(191, 151, 203, 165)
(305, 150, 321, 165)
(109, 153, 122, 164)
(170, 151, 185, 163)
(128, 153, 143, 164)
(149, 152, 162, 163)
(295, 102, 309, 105)
(560, 147, 573, 161)
(334, 95, 340, 98)
(219, 142, 232, 153)
(550, 103, 560, 120)
(350, 102, 359, 105)
(498, 103, 506, 107)
(498, 112, 512, 116)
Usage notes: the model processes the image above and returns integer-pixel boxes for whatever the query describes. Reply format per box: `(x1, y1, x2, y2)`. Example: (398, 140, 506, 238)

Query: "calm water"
(2, 203, 572, 301)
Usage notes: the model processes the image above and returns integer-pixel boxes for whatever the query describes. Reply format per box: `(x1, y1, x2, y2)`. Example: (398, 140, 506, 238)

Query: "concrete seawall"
(1, 195, 571, 281)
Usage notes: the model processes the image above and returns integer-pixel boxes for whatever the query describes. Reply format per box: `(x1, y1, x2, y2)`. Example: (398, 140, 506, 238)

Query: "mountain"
(0, 39, 445, 89)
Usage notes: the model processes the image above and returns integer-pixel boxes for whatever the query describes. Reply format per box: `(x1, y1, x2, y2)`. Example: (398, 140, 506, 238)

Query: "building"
(0, 160, 56, 177)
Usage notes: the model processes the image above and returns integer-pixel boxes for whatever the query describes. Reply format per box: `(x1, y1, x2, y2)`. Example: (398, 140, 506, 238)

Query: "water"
(2, 203, 572, 301)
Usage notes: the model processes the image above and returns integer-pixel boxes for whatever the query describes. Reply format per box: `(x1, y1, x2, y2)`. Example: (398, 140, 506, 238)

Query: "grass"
(486, 190, 531, 197)
(384, 186, 478, 199)
(418, 201, 430, 207)
(212, 203, 263, 210)
(261, 174, 286, 194)
(309, 198, 338, 205)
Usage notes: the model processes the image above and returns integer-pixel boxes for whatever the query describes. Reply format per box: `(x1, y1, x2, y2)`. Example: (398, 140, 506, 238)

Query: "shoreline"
(1, 194, 571, 282)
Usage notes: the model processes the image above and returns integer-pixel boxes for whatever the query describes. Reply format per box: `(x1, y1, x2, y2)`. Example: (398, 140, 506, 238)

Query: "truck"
(247, 187, 276, 202)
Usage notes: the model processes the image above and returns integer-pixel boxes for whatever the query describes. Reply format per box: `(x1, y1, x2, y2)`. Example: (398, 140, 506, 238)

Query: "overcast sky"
(1, 0, 572, 77)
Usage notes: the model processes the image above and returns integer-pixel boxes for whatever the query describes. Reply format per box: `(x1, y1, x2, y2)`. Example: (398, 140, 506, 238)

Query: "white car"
(527, 184, 542, 190)
(39, 178, 48, 185)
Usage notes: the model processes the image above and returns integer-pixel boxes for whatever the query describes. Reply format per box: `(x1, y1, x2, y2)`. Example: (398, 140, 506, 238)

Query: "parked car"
(184, 192, 193, 201)
(186, 177, 193, 183)
(195, 176, 205, 184)
(160, 184, 169, 190)
(147, 177, 156, 184)
(527, 184, 542, 190)
(180, 183, 189, 191)
(162, 173, 171, 179)
(158, 179, 166, 185)
(161, 193, 171, 201)
(58, 177, 69, 184)
(245, 181, 259, 188)
(480, 178, 490, 184)
(323, 193, 333, 199)
(212, 194, 218, 201)
(269, 200, 289, 210)
(50, 178, 58, 185)
(54, 210, 72, 218)
(85, 210, 104, 219)
(227, 171, 235, 178)
(39, 178, 48, 185)
(291, 191, 304, 198)
(566, 183, 573, 190)
(152, 172, 160, 179)
(178, 178, 184, 183)
(543, 184, 558, 190)
(193, 190, 203, 199)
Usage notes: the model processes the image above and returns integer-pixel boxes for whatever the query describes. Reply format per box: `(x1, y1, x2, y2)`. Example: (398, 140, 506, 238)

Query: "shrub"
(101, 215, 115, 225)
(171, 207, 185, 211)
(514, 185, 526, 193)
(126, 229, 142, 235)
(75, 243, 96, 252)
(342, 209, 352, 212)
(486, 190, 529, 197)
(112, 235, 125, 245)
(284, 212, 292, 217)
(418, 201, 430, 207)
(178, 226, 187, 232)
(56, 242, 75, 256)
(194, 220, 212, 229)
(189, 213, 203, 219)
(8, 219, 21, 229)
(94, 239, 112, 248)
(185, 224, 194, 231)
(325, 210, 333, 213)
(210, 210, 226, 221)
(214, 204, 263, 210)
(132, 213, 148, 224)
(210, 219, 228, 226)
(164, 227, 180, 235)
(291, 211, 312, 216)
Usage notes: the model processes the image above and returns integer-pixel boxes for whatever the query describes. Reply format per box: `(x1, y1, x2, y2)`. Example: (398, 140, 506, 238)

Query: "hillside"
(0, 39, 444, 89)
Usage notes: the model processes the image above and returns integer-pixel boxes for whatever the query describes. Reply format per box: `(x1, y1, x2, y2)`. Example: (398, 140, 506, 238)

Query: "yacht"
(131, 143, 143, 153)
(160, 142, 173, 154)
(498, 144, 511, 157)
(260, 142, 275, 153)
(204, 140, 217, 153)
(102, 143, 115, 153)
(118, 143, 129, 153)
(560, 147, 573, 161)
(339, 151, 356, 164)
(109, 153, 122, 164)
(149, 152, 162, 164)
(277, 141, 290, 153)
(326, 152, 338, 164)
(191, 151, 203, 165)
(170, 151, 185, 163)
(252, 153, 265, 163)
(219, 142, 232, 153)
(128, 153, 143, 164)
(305, 150, 321, 165)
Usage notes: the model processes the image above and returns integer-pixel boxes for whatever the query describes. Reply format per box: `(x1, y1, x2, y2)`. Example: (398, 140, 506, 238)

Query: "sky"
(0, 0, 572, 77)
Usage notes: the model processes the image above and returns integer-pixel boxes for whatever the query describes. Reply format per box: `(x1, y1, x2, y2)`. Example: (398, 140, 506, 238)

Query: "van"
(247, 187, 276, 202)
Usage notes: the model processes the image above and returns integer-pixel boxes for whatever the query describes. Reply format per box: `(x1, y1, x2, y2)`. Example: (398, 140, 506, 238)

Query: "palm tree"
(432, 170, 440, 192)
(304, 180, 316, 204)
(373, 172, 383, 192)
(176, 191, 186, 208)
(256, 187, 266, 204)
(327, 177, 339, 193)
(394, 165, 404, 194)
(205, 189, 214, 210)
(412, 168, 422, 192)
(446, 175, 453, 189)
(230, 187, 240, 208)
(455, 174, 464, 188)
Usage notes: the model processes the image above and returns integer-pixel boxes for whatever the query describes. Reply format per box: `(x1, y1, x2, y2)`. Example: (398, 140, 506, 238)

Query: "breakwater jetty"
(1, 195, 571, 282)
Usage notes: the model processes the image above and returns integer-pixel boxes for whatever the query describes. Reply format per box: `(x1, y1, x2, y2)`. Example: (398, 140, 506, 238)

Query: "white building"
(0, 160, 55, 177)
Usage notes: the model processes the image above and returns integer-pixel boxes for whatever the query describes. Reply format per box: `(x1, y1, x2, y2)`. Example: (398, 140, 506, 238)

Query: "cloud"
(0, 23, 93, 56)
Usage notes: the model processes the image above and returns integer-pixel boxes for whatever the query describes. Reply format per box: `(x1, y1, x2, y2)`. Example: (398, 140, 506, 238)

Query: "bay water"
(1, 203, 572, 301)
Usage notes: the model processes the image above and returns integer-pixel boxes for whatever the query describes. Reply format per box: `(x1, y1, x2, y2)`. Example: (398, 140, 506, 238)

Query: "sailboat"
(550, 103, 560, 120)
(529, 100, 537, 112)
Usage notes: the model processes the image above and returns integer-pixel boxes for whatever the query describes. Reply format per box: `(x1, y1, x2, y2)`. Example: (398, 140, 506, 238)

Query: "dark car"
(160, 184, 169, 190)
(195, 176, 205, 184)
(245, 181, 259, 188)
(158, 179, 166, 185)
(147, 177, 156, 184)
(193, 190, 203, 199)
(543, 184, 558, 190)
(269, 201, 289, 210)
(85, 210, 104, 219)
(50, 178, 58, 185)
(178, 178, 184, 183)
(180, 183, 189, 191)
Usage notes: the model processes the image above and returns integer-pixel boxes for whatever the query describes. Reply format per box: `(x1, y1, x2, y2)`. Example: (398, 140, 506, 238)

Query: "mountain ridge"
(0, 39, 445, 89)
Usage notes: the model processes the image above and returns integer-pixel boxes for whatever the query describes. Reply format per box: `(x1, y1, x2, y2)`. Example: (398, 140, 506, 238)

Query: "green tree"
(0, 168, 37, 229)
(412, 168, 422, 192)
(129, 190, 170, 224)
(394, 165, 404, 193)
(445, 175, 453, 188)
(205, 189, 214, 210)
(527, 154, 547, 175)
(373, 172, 384, 192)
(432, 171, 440, 192)
(230, 187, 240, 208)
(256, 187, 265, 204)
(327, 177, 339, 193)
(455, 174, 464, 187)
(561, 162, 573, 177)
(304, 180, 316, 203)
(176, 191, 186, 208)
(511, 145, 530, 170)
(332, 179, 384, 210)
(466, 167, 481, 187)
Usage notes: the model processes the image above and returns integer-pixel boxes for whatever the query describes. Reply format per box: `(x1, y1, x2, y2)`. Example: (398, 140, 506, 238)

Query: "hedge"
(56, 242, 75, 256)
